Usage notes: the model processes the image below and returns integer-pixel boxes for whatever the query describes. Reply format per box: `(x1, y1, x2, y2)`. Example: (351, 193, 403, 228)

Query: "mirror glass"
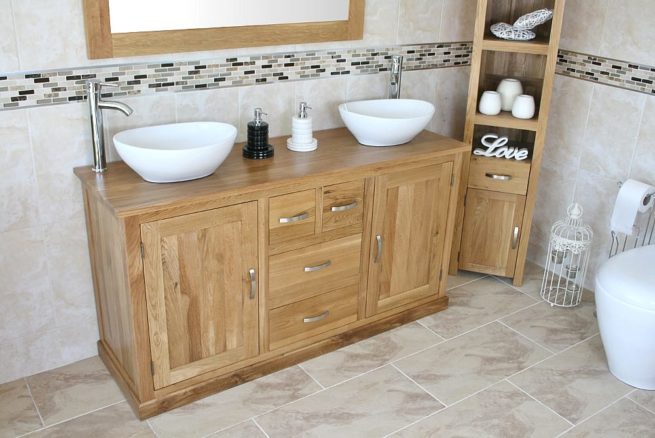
(109, 0, 350, 33)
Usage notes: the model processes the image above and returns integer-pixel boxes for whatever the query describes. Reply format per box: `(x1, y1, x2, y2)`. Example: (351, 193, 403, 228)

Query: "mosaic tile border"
(0, 42, 472, 110)
(556, 49, 655, 95)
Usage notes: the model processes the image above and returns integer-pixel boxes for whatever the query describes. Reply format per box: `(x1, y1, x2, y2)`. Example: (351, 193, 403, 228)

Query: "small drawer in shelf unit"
(322, 179, 365, 233)
(268, 235, 362, 308)
(268, 284, 359, 350)
(269, 189, 317, 246)
(468, 156, 531, 195)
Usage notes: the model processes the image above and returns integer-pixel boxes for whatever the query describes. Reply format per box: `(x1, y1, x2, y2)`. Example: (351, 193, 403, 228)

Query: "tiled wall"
(0, 0, 475, 384)
(528, 0, 655, 287)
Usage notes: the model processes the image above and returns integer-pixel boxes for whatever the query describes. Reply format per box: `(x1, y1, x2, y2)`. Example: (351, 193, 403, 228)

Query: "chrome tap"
(86, 80, 133, 172)
(388, 55, 403, 99)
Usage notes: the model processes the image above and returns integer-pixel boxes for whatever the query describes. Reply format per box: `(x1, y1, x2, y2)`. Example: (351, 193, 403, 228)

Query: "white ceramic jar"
(496, 78, 523, 111)
(479, 91, 501, 115)
(511, 94, 536, 119)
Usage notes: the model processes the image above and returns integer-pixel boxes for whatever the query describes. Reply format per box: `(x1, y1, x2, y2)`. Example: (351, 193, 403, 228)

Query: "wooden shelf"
(473, 112, 539, 131)
(482, 37, 549, 55)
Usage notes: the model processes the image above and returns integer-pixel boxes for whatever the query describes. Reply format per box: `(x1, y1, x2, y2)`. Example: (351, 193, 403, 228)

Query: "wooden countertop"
(75, 128, 468, 217)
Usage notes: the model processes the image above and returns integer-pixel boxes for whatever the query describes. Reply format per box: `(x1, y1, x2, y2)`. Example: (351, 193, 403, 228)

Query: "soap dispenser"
(243, 107, 274, 159)
(287, 102, 318, 152)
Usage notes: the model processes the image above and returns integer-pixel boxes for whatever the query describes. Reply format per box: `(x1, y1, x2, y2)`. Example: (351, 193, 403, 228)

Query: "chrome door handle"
(279, 212, 309, 224)
(485, 173, 512, 181)
(248, 268, 257, 299)
(303, 310, 330, 323)
(375, 234, 383, 263)
(330, 201, 358, 212)
(511, 226, 520, 249)
(304, 260, 332, 272)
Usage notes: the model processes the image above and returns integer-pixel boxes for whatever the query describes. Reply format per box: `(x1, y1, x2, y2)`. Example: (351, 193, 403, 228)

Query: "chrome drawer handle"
(375, 234, 383, 263)
(485, 173, 512, 181)
(511, 226, 520, 249)
(330, 201, 358, 212)
(279, 212, 309, 224)
(304, 260, 332, 272)
(248, 268, 257, 300)
(303, 310, 330, 323)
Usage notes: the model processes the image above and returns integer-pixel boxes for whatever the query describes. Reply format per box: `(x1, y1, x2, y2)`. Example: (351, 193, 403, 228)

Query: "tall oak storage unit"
(450, 0, 565, 285)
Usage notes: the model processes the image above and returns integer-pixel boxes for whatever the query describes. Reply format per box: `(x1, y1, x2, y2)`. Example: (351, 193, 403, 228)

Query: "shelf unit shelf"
(474, 112, 539, 131)
(450, 0, 566, 287)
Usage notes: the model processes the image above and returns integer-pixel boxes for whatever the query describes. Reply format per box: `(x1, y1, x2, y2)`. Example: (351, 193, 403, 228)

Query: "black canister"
(243, 107, 274, 159)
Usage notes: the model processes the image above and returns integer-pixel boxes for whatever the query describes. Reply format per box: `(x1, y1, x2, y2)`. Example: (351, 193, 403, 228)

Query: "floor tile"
(148, 366, 321, 438)
(27, 402, 153, 438)
(447, 270, 487, 290)
(300, 322, 443, 387)
(207, 420, 266, 437)
(255, 365, 443, 437)
(419, 277, 537, 339)
(395, 322, 551, 405)
(501, 299, 598, 352)
(627, 389, 655, 413)
(26, 356, 124, 426)
(391, 381, 570, 437)
(0, 379, 42, 438)
(509, 335, 633, 424)
(498, 261, 545, 299)
(562, 398, 655, 437)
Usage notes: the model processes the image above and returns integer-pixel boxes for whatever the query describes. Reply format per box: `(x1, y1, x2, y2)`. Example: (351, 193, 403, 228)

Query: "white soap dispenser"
(287, 102, 318, 152)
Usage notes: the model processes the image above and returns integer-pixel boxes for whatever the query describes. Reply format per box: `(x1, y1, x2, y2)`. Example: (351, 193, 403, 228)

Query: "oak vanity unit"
(75, 128, 467, 418)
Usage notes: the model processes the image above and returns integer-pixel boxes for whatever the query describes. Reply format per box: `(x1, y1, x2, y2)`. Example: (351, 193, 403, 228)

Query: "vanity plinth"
(75, 127, 467, 419)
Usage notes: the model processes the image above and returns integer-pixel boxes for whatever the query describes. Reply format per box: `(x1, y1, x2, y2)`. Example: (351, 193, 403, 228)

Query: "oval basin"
(338, 99, 435, 146)
(113, 122, 237, 183)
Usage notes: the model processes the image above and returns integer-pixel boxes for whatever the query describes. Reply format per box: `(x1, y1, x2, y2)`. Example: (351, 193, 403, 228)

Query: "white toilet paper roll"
(610, 179, 655, 236)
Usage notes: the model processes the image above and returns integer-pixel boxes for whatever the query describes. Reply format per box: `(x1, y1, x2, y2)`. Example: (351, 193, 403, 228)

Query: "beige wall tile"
(439, 0, 477, 42)
(363, 0, 400, 45)
(0, 0, 19, 72)
(560, 0, 608, 55)
(0, 110, 40, 232)
(0, 329, 64, 384)
(397, 0, 444, 45)
(346, 72, 388, 101)
(238, 82, 295, 140)
(0, 379, 42, 438)
(431, 66, 469, 140)
(294, 76, 348, 132)
(599, 0, 655, 66)
(175, 88, 240, 127)
(631, 97, 655, 185)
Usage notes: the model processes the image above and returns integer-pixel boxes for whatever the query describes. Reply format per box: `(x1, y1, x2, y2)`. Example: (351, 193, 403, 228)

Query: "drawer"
(269, 189, 316, 245)
(322, 180, 365, 233)
(269, 285, 359, 350)
(269, 235, 362, 308)
(468, 156, 530, 195)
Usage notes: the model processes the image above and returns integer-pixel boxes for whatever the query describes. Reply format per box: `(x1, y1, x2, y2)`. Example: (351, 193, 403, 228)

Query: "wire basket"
(541, 203, 593, 307)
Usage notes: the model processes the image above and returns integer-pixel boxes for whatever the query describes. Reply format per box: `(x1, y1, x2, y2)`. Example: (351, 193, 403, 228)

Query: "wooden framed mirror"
(83, 0, 365, 59)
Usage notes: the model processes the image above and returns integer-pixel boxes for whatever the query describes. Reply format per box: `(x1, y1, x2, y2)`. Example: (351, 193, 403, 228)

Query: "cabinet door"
(366, 163, 453, 317)
(459, 189, 525, 277)
(141, 202, 258, 389)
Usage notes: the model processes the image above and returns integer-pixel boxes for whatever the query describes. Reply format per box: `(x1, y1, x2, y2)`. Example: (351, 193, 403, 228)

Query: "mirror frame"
(82, 0, 365, 59)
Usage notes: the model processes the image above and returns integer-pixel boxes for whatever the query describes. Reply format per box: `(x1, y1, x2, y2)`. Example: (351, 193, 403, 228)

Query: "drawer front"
(269, 285, 359, 350)
(468, 156, 530, 195)
(322, 180, 365, 233)
(269, 235, 362, 308)
(269, 189, 317, 245)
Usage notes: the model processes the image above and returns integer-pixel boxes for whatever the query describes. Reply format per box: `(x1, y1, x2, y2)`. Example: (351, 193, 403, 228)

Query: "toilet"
(596, 244, 655, 389)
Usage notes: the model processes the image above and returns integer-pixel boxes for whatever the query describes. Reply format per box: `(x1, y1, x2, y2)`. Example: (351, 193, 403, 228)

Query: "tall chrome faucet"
(86, 80, 133, 172)
(388, 55, 403, 99)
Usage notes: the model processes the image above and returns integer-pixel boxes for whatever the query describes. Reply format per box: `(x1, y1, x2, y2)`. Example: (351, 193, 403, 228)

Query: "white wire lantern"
(541, 203, 593, 307)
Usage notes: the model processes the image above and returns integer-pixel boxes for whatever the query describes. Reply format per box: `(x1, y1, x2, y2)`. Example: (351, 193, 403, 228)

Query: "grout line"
(446, 274, 489, 292)
(16, 399, 125, 437)
(414, 318, 448, 341)
(252, 418, 272, 438)
(145, 419, 161, 438)
(554, 394, 629, 437)
(626, 394, 655, 417)
(296, 363, 326, 390)
(23, 377, 45, 427)
(496, 320, 557, 355)
(505, 379, 574, 427)
(489, 274, 542, 302)
(390, 363, 447, 407)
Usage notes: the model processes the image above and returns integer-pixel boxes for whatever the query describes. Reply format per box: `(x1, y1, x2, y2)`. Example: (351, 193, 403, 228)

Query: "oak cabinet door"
(141, 202, 259, 389)
(366, 163, 454, 317)
(459, 189, 526, 277)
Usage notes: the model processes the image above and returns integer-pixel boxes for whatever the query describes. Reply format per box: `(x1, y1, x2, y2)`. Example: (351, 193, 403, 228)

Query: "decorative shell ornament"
(490, 8, 554, 41)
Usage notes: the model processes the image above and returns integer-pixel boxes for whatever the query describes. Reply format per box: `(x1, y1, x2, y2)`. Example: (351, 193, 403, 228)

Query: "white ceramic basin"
(113, 122, 237, 183)
(338, 99, 435, 146)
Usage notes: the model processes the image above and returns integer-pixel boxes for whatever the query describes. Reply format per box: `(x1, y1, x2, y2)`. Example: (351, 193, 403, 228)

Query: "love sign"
(473, 134, 529, 160)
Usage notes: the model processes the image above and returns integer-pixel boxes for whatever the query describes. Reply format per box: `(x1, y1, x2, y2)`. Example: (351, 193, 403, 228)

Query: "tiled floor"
(2, 264, 655, 437)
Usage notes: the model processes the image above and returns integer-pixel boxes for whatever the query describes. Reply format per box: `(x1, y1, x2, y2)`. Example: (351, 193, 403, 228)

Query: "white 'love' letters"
(473, 134, 529, 160)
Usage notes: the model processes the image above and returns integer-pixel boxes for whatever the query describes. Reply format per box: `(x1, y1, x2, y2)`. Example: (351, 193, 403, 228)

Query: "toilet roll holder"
(609, 181, 655, 257)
